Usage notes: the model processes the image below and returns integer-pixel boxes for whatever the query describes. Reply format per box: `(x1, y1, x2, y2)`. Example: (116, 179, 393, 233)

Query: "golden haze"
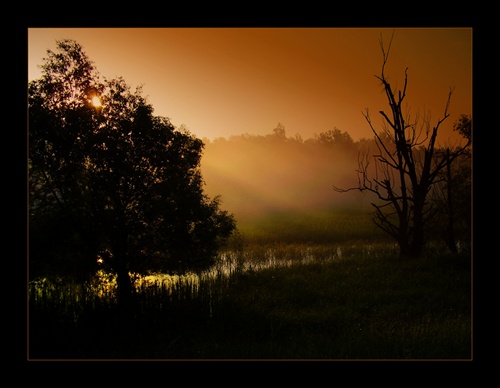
(28, 28, 472, 144)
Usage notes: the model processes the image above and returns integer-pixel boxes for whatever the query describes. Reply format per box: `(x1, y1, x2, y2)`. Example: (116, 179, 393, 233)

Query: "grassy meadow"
(28, 208, 472, 360)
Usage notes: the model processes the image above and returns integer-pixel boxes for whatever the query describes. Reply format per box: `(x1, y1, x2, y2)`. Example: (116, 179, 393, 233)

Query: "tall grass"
(28, 209, 471, 360)
(236, 206, 388, 245)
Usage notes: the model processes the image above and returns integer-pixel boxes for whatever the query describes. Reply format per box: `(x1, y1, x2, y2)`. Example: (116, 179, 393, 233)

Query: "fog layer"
(200, 127, 371, 222)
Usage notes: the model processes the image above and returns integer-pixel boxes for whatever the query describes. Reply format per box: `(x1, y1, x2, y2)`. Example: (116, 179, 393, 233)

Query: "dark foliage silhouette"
(429, 114, 472, 253)
(29, 39, 236, 303)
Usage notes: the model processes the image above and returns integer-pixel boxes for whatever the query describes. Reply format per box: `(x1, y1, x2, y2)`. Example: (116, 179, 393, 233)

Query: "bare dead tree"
(334, 34, 471, 259)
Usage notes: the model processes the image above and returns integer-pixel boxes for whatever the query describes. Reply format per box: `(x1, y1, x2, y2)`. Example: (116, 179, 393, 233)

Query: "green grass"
(204, 252, 471, 359)
(28, 243, 471, 360)
(28, 207, 471, 359)
(235, 207, 388, 245)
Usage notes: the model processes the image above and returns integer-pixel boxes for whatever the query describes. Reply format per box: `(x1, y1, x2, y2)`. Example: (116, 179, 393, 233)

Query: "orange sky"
(28, 27, 472, 144)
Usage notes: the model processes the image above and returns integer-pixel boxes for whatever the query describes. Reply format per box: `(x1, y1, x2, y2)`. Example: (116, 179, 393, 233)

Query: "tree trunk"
(399, 242, 422, 259)
(398, 239, 412, 260)
(445, 149, 458, 254)
(115, 260, 133, 307)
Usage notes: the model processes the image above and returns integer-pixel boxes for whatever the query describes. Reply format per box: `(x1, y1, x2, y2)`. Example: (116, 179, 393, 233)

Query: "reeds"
(28, 210, 471, 359)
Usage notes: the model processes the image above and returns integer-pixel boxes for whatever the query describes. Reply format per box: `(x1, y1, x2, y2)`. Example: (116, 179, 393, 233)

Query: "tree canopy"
(29, 39, 236, 299)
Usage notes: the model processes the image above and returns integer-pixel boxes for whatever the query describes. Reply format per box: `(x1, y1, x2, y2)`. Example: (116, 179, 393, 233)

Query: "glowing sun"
(91, 96, 102, 107)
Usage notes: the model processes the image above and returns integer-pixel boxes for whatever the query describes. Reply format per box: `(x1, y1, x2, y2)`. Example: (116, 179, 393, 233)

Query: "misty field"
(28, 209, 471, 360)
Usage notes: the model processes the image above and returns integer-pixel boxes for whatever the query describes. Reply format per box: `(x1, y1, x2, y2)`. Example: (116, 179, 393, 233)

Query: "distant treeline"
(200, 124, 378, 219)
(200, 122, 471, 253)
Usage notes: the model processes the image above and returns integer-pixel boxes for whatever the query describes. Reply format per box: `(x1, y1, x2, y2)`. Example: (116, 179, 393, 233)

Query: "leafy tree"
(334, 35, 470, 259)
(453, 114, 472, 142)
(315, 128, 354, 147)
(272, 122, 287, 139)
(430, 114, 472, 253)
(29, 39, 236, 303)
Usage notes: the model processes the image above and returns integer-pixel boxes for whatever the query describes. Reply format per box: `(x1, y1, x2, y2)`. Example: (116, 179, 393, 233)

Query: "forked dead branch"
(334, 33, 471, 259)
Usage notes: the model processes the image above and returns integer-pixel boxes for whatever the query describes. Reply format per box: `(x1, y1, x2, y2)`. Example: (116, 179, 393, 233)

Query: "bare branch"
(335, 31, 465, 258)
(378, 30, 395, 80)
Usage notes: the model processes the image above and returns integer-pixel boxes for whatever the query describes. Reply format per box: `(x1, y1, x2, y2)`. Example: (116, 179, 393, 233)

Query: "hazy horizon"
(201, 128, 394, 221)
(28, 28, 472, 144)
